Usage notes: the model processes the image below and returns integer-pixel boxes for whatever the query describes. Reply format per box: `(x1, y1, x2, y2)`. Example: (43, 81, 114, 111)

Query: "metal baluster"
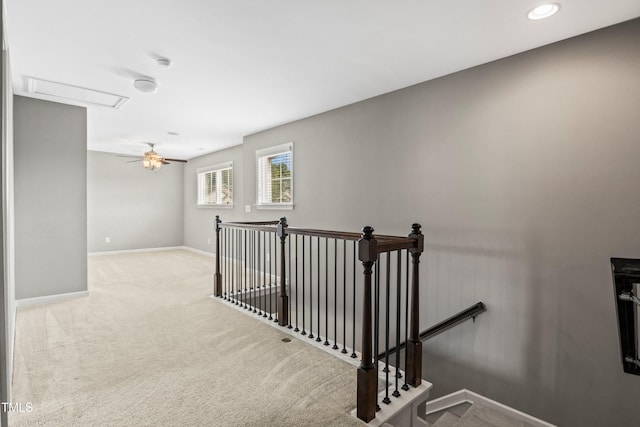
(324, 237, 330, 346)
(375, 255, 380, 374)
(351, 241, 357, 359)
(252, 230, 256, 313)
(288, 234, 293, 328)
(232, 229, 235, 304)
(309, 236, 314, 339)
(402, 250, 410, 391)
(229, 228, 233, 303)
(342, 239, 348, 354)
(237, 229, 241, 305)
(316, 236, 321, 342)
(234, 229, 239, 305)
(333, 238, 339, 350)
(243, 229, 247, 309)
(375, 255, 381, 412)
(295, 235, 300, 332)
(268, 232, 272, 319)
(227, 228, 233, 302)
(393, 250, 402, 397)
(301, 235, 306, 336)
(383, 252, 391, 405)
(263, 231, 267, 318)
(227, 229, 233, 302)
(257, 232, 262, 316)
(273, 231, 278, 323)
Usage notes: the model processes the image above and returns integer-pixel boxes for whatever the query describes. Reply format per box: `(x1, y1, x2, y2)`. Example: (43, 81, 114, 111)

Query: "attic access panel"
(611, 258, 640, 376)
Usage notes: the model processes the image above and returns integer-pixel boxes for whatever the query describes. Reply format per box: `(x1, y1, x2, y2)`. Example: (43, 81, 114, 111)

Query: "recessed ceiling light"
(527, 3, 560, 20)
(133, 78, 158, 93)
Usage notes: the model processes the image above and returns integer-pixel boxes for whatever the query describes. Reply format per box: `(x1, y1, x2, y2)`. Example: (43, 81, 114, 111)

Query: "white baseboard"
(88, 246, 185, 256)
(181, 246, 215, 257)
(16, 290, 90, 308)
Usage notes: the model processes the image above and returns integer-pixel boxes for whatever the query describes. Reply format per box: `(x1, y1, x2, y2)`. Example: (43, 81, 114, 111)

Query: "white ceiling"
(5, 1, 640, 160)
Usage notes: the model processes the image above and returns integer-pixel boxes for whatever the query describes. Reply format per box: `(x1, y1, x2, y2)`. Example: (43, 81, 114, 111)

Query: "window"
(197, 162, 233, 207)
(256, 142, 293, 208)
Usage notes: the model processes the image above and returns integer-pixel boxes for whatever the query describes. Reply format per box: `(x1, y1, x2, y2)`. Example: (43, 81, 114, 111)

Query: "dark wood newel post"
(406, 223, 424, 387)
(357, 226, 378, 422)
(214, 215, 222, 297)
(277, 217, 289, 327)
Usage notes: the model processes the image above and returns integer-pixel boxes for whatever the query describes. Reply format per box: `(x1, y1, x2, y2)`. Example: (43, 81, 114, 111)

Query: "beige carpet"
(10, 250, 361, 426)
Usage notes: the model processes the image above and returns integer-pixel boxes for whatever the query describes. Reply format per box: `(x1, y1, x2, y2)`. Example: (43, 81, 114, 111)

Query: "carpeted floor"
(10, 250, 361, 426)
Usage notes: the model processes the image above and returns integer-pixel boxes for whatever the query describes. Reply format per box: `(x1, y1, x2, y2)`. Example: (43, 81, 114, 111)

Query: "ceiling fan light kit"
(120, 142, 187, 171)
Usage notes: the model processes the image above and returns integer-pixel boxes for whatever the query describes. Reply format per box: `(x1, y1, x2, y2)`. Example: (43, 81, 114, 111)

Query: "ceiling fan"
(119, 143, 187, 170)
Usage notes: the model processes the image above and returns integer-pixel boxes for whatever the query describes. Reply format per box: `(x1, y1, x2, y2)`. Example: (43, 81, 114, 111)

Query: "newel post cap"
(277, 217, 289, 238)
(409, 223, 424, 253)
(358, 226, 378, 262)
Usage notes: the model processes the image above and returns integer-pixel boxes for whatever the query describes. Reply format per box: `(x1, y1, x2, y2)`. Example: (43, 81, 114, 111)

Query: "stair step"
(456, 404, 532, 427)
(431, 411, 461, 427)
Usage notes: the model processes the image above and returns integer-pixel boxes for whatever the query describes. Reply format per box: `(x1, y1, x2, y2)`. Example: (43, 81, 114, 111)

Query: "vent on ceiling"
(26, 77, 129, 109)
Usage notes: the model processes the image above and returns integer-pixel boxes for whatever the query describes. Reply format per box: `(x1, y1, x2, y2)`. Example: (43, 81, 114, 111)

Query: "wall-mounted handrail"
(378, 302, 487, 360)
(213, 216, 424, 423)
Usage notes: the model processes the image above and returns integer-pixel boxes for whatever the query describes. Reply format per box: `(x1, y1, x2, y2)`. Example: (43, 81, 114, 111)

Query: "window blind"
(197, 162, 233, 206)
(256, 143, 293, 206)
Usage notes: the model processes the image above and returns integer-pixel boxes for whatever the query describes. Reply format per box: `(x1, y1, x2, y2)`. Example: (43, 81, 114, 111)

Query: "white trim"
(88, 246, 185, 256)
(255, 204, 294, 211)
(351, 381, 432, 427)
(16, 290, 89, 308)
(197, 205, 233, 209)
(426, 389, 556, 427)
(255, 142, 293, 158)
(181, 246, 215, 257)
(88, 246, 216, 257)
(196, 161, 233, 174)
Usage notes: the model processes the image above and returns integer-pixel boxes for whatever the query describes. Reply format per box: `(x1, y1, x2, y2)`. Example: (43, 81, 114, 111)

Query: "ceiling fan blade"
(117, 155, 143, 159)
(126, 160, 143, 163)
(160, 160, 170, 165)
(163, 158, 188, 163)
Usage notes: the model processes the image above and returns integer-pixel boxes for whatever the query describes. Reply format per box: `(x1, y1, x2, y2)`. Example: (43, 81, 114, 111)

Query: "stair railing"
(378, 302, 487, 361)
(213, 216, 424, 422)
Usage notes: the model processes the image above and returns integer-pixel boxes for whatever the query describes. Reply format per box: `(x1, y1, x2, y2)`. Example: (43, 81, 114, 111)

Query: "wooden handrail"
(219, 220, 420, 254)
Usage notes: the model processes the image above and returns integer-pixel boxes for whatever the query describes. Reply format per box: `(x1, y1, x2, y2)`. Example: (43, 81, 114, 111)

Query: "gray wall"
(184, 19, 640, 426)
(87, 150, 184, 252)
(14, 96, 87, 300)
(183, 144, 243, 253)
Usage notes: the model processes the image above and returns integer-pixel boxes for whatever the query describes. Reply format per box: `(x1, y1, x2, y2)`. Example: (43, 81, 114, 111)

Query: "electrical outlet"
(245, 204, 251, 213)
(207, 238, 211, 245)
(105, 237, 111, 244)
